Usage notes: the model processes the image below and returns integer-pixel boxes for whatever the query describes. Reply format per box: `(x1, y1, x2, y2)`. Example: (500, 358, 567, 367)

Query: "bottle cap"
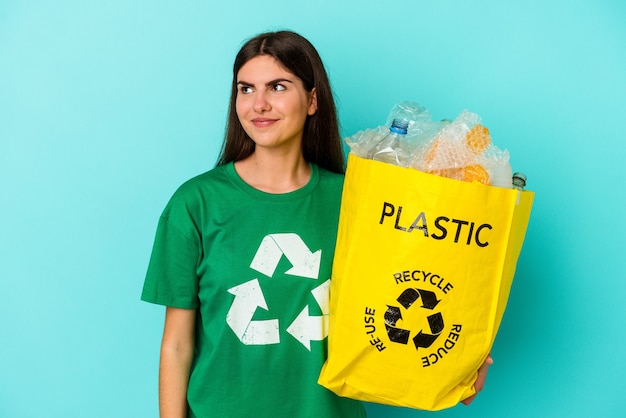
(390, 118, 409, 135)
(512, 172, 527, 190)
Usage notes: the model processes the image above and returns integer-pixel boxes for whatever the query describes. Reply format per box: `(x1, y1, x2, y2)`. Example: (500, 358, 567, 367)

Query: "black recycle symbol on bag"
(384, 288, 444, 350)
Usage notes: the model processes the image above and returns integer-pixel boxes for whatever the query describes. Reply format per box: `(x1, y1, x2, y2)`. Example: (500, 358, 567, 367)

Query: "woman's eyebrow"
(266, 78, 293, 86)
(237, 78, 294, 86)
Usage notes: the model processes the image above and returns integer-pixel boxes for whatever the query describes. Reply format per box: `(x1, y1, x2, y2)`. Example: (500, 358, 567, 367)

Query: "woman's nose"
(253, 91, 271, 113)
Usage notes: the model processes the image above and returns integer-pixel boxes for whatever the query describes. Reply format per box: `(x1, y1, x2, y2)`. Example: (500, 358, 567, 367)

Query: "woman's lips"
(252, 118, 277, 128)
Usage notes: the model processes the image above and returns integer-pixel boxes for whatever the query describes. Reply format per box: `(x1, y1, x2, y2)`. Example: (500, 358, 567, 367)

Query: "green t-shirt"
(142, 162, 366, 418)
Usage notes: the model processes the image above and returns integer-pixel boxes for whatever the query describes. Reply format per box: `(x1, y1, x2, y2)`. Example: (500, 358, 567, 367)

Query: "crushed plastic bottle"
(369, 118, 410, 166)
(345, 102, 526, 190)
(489, 160, 513, 188)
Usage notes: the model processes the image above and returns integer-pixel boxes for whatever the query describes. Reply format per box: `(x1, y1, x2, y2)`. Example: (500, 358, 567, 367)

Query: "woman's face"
(236, 55, 317, 153)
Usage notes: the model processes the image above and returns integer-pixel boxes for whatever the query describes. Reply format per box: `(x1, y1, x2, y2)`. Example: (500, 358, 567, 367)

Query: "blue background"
(1, 0, 624, 417)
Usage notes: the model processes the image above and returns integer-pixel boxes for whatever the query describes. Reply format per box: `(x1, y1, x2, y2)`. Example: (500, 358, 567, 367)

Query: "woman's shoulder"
(316, 165, 345, 187)
(162, 164, 231, 211)
(314, 165, 345, 204)
(174, 164, 230, 193)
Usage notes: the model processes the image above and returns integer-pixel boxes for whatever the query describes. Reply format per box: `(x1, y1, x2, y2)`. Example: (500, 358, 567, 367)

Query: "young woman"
(142, 30, 490, 418)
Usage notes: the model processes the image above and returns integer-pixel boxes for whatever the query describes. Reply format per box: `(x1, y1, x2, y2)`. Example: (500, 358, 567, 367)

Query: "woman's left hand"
(461, 354, 494, 406)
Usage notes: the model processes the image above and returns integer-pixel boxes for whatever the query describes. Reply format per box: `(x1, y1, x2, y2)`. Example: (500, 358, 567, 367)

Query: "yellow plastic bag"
(318, 153, 534, 410)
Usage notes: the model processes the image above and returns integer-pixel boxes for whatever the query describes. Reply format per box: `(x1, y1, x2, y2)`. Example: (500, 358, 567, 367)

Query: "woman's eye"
(239, 85, 253, 94)
(272, 83, 286, 92)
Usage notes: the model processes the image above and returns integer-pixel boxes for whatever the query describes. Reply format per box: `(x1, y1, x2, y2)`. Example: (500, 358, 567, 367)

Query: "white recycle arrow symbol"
(250, 233, 321, 279)
(226, 278, 280, 345)
(286, 279, 330, 350)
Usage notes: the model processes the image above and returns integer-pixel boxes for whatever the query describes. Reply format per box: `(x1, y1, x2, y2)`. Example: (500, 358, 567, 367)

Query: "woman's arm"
(159, 307, 196, 418)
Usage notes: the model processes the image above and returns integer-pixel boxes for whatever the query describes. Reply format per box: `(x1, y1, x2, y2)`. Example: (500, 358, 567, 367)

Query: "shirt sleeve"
(141, 210, 201, 309)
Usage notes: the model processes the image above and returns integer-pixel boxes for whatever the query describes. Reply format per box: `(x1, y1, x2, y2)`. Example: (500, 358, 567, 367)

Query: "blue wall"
(1, 1, 624, 417)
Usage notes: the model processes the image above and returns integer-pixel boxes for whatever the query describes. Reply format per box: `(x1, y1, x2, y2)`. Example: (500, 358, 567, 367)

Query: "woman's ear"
(307, 88, 318, 115)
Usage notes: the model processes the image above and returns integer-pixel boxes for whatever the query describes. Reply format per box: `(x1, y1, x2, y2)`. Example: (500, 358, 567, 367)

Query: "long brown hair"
(216, 31, 344, 174)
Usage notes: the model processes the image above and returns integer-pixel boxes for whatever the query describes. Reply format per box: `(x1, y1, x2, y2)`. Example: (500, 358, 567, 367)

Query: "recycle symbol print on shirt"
(226, 233, 329, 350)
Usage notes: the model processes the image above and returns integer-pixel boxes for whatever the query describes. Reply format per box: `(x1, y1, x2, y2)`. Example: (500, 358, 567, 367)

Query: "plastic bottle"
(369, 118, 410, 166)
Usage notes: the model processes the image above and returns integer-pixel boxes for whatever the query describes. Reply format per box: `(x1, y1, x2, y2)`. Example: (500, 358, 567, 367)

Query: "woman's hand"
(461, 354, 494, 406)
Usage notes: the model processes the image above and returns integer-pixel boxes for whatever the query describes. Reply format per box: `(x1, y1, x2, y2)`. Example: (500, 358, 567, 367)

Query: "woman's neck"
(233, 150, 311, 194)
